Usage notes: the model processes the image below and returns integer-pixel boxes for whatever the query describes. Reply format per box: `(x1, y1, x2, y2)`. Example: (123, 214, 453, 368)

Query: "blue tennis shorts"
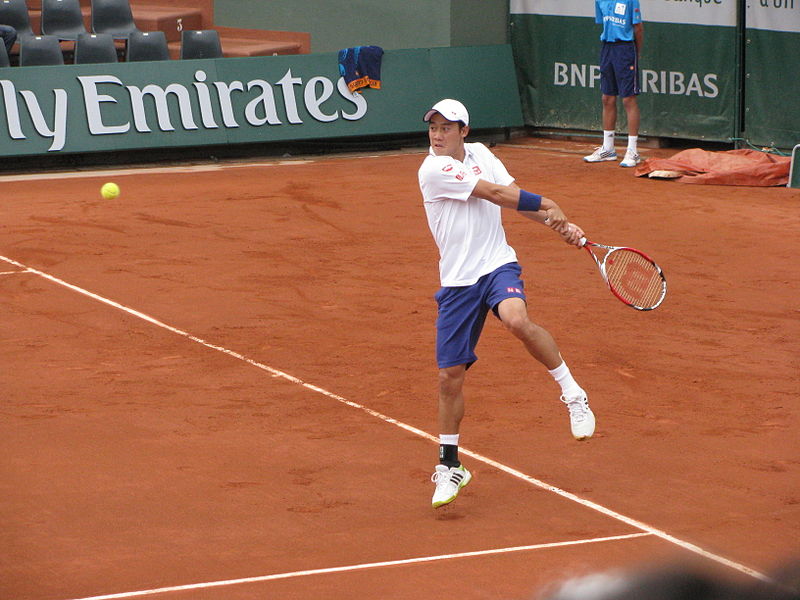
(600, 41, 640, 98)
(434, 262, 527, 369)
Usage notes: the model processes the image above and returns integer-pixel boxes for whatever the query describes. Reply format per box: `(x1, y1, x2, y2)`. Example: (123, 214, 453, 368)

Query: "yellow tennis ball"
(101, 182, 120, 199)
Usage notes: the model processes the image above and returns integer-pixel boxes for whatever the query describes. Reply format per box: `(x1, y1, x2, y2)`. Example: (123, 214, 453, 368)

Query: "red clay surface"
(2, 139, 798, 600)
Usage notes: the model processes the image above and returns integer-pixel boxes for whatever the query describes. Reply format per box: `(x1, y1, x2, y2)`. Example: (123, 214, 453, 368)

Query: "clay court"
(2, 139, 798, 600)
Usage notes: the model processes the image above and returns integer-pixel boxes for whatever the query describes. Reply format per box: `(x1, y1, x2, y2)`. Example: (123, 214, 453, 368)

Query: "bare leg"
(496, 298, 562, 370)
(602, 94, 618, 132)
(496, 297, 594, 441)
(438, 365, 466, 434)
(622, 95, 640, 137)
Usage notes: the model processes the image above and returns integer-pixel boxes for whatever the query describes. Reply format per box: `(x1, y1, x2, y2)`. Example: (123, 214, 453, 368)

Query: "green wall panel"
(510, 13, 738, 142)
(0, 46, 522, 158)
(213, 0, 509, 53)
(743, 4, 800, 150)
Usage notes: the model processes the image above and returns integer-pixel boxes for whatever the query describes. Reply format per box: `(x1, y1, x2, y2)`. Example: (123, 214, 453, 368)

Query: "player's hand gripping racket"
(579, 237, 667, 310)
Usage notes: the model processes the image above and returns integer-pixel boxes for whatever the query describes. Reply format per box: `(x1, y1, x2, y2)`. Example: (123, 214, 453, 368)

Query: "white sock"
(548, 361, 583, 398)
(627, 135, 638, 153)
(440, 434, 459, 446)
(603, 130, 615, 152)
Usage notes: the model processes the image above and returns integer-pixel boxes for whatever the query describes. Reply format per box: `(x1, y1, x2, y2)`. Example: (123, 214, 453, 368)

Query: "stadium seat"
(0, 40, 9, 67)
(0, 0, 37, 43)
(74, 31, 117, 63)
(125, 30, 168, 61)
(180, 29, 222, 60)
(19, 34, 64, 66)
(41, 0, 89, 41)
(91, 0, 139, 39)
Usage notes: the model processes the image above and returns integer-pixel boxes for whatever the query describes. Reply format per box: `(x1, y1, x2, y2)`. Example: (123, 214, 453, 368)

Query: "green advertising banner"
(744, 2, 800, 150)
(0, 45, 523, 158)
(509, 0, 738, 142)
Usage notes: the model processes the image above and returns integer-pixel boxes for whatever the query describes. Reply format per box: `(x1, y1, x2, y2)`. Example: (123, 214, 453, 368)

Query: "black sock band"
(439, 444, 460, 467)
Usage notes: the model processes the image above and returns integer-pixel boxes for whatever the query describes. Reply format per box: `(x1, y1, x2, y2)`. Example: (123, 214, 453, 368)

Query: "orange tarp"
(635, 148, 791, 186)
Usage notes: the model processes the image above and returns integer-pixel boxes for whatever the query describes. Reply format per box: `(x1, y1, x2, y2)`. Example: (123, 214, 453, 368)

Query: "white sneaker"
(583, 147, 618, 162)
(431, 464, 472, 508)
(620, 149, 642, 167)
(561, 392, 595, 440)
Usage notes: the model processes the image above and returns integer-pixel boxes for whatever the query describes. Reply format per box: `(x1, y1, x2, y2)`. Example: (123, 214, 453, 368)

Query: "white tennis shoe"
(583, 147, 618, 162)
(431, 464, 472, 508)
(561, 392, 596, 440)
(620, 149, 642, 168)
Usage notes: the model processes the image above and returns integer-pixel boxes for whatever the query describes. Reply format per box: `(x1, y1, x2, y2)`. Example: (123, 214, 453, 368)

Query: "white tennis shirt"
(418, 142, 517, 287)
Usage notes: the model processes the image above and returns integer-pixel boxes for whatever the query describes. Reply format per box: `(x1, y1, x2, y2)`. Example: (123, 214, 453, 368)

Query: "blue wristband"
(517, 190, 542, 212)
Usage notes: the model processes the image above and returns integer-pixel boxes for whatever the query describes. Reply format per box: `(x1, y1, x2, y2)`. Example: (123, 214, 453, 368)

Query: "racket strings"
(604, 249, 665, 308)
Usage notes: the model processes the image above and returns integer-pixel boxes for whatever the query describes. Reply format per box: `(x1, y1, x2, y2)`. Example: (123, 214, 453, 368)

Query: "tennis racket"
(579, 237, 667, 311)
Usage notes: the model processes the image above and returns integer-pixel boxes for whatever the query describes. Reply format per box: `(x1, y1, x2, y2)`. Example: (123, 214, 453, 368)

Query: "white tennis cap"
(423, 99, 469, 126)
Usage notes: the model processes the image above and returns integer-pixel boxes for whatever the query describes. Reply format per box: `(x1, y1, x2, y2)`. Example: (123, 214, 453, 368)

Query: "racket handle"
(578, 237, 588, 248)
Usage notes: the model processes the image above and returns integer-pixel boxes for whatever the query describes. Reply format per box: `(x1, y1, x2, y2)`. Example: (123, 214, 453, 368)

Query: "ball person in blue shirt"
(584, 0, 644, 168)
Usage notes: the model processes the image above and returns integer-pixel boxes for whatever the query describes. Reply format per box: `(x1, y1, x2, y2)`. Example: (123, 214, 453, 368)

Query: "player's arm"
(471, 178, 570, 233)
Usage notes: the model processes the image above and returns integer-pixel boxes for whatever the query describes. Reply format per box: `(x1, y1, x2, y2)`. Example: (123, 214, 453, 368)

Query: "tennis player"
(419, 99, 596, 509)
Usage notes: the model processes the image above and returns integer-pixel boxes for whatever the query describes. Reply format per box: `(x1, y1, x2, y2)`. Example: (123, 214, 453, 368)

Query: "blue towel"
(338, 45, 384, 93)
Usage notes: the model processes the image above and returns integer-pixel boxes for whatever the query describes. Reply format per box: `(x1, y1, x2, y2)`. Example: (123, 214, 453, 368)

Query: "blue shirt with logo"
(595, 0, 642, 42)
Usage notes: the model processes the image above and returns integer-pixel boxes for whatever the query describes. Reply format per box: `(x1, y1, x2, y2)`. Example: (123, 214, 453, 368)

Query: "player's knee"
(438, 366, 465, 390)
(502, 313, 531, 338)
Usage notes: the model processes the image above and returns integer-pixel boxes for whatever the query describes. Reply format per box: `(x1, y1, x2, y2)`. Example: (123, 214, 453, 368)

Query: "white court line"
(60, 533, 652, 600)
(0, 150, 424, 183)
(0, 254, 773, 586)
(0, 160, 313, 183)
(0, 269, 30, 275)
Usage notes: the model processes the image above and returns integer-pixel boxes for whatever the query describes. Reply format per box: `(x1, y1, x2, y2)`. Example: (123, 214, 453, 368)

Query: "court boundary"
(61, 533, 653, 600)
(0, 255, 773, 589)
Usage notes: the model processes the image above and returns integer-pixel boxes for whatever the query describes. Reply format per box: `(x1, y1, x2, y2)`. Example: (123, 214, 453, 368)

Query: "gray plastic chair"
(91, 0, 139, 39)
(180, 29, 222, 60)
(41, 0, 89, 41)
(74, 31, 117, 63)
(19, 34, 64, 65)
(126, 30, 169, 61)
(0, 0, 37, 43)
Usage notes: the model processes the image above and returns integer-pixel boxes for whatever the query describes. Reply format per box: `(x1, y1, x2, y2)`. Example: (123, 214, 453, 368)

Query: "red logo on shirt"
(472, 166, 482, 175)
(455, 172, 465, 181)
(442, 164, 453, 172)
